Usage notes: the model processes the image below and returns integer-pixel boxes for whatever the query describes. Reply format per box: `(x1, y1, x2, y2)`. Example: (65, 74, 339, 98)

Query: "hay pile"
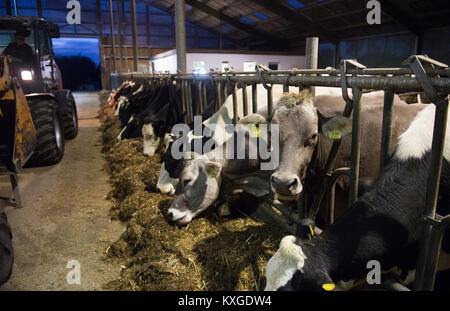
(99, 102, 284, 291)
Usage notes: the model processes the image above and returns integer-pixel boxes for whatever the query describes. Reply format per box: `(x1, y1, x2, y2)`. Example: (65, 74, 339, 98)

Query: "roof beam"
(184, 0, 289, 48)
(248, 0, 339, 44)
(378, 0, 422, 35)
(142, 0, 243, 48)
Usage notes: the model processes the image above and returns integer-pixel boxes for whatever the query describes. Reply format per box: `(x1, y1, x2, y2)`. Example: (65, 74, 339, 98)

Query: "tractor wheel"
(0, 212, 13, 287)
(26, 99, 65, 167)
(62, 92, 78, 139)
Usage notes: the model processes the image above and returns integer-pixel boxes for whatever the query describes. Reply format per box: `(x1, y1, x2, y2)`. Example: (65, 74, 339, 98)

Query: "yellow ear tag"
(322, 283, 335, 291)
(328, 130, 342, 140)
(309, 225, 315, 237)
(208, 168, 217, 178)
(251, 125, 261, 138)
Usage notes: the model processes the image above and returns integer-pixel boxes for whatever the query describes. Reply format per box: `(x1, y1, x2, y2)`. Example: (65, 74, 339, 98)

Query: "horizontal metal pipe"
(121, 74, 450, 93)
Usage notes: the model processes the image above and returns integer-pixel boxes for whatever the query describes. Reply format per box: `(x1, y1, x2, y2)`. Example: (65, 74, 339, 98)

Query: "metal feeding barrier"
(114, 54, 450, 291)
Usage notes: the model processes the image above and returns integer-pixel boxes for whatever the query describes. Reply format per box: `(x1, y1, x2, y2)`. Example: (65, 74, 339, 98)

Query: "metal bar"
(327, 168, 350, 224)
(13, 0, 17, 16)
(414, 98, 449, 290)
(202, 81, 207, 114)
(232, 84, 238, 124)
(348, 88, 363, 208)
(187, 81, 193, 124)
(146, 4, 152, 63)
(9, 173, 21, 208)
(252, 84, 258, 113)
(419, 215, 450, 291)
(243, 84, 248, 116)
(116, 0, 124, 73)
(267, 87, 273, 118)
(108, 0, 117, 73)
(216, 81, 222, 112)
(36, 0, 42, 17)
(130, 0, 138, 72)
(175, 0, 187, 73)
(116, 75, 450, 93)
(197, 81, 203, 115)
(181, 80, 188, 124)
(6, 0, 12, 16)
(379, 91, 395, 171)
(306, 37, 319, 97)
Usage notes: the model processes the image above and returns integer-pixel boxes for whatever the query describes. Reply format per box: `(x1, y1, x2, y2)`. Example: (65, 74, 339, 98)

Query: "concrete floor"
(0, 92, 124, 291)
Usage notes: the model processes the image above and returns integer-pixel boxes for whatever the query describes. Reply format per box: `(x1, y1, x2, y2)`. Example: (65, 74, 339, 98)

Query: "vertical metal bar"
(334, 42, 340, 68)
(202, 81, 207, 114)
(115, 0, 124, 73)
(175, 0, 187, 73)
(6, 0, 12, 16)
(414, 33, 424, 55)
(181, 80, 188, 124)
(306, 37, 319, 97)
(197, 81, 203, 115)
(36, 0, 42, 17)
(108, 0, 117, 73)
(232, 84, 238, 124)
(242, 84, 248, 116)
(252, 84, 258, 113)
(267, 87, 273, 118)
(283, 84, 289, 93)
(146, 3, 152, 66)
(187, 81, 193, 124)
(329, 183, 336, 224)
(348, 88, 362, 209)
(9, 173, 21, 208)
(414, 98, 449, 291)
(379, 91, 394, 171)
(13, 0, 17, 16)
(216, 81, 222, 112)
(130, 0, 138, 72)
(96, 0, 106, 89)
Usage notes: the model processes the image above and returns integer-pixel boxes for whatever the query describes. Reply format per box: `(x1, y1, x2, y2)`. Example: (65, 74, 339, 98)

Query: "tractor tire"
(26, 99, 65, 167)
(62, 92, 78, 139)
(0, 212, 13, 287)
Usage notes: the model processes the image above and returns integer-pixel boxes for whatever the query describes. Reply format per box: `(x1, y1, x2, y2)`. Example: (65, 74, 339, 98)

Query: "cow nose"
(270, 175, 280, 190)
(271, 173, 302, 196)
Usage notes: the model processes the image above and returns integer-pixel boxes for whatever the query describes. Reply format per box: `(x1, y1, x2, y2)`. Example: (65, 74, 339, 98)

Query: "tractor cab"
(0, 17, 62, 95)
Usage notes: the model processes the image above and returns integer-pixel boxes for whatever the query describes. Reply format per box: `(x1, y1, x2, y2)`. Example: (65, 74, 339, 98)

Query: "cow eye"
(304, 134, 318, 147)
(183, 179, 191, 187)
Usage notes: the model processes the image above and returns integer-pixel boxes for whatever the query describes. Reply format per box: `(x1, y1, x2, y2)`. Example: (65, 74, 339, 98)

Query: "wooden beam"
(378, 0, 422, 35)
(249, 0, 339, 44)
(184, 0, 288, 48)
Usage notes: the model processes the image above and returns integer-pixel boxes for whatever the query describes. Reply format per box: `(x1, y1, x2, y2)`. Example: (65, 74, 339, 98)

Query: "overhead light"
(21, 70, 33, 81)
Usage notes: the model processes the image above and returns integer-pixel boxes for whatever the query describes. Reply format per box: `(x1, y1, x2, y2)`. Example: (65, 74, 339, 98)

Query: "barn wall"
(319, 27, 450, 68)
(151, 50, 306, 73)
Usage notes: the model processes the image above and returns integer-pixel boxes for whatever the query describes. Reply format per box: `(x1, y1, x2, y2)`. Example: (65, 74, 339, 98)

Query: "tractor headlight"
(21, 70, 33, 81)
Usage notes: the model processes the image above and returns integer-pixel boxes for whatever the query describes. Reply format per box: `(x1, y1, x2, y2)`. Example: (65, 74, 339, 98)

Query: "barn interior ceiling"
(149, 0, 450, 51)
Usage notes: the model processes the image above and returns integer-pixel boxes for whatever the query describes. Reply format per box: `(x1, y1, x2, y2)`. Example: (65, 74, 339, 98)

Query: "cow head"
(167, 153, 222, 225)
(269, 91, 351, 201)
(265, 235, 336, 291)
(142, 121, 171, 156)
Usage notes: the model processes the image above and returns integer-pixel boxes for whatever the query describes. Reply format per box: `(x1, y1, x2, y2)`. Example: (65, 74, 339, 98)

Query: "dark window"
(269, 63, 279, 70)
(39, 27, 50, 56)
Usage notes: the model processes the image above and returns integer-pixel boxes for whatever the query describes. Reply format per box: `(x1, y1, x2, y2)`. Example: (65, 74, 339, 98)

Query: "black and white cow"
(265, 104, 450, 291)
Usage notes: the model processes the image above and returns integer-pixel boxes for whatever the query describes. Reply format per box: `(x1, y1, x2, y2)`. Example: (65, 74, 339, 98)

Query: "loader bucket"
(0, 57, 36, 171)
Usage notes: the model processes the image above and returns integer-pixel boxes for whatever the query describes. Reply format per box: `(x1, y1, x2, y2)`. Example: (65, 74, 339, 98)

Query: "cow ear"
(204, 161, 222, 179)
(318, 111, 352, 140)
